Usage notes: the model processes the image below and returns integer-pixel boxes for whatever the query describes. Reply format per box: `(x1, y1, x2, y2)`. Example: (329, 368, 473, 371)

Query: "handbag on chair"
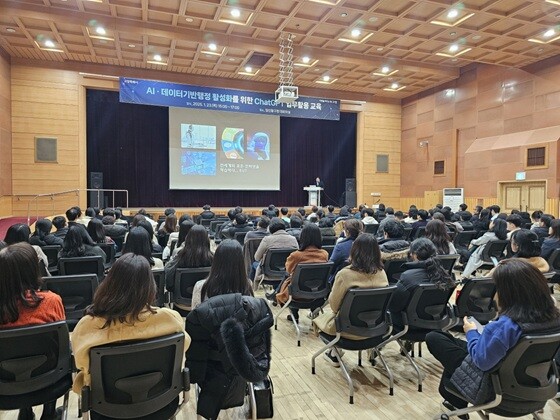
(253, 376, 274, 418)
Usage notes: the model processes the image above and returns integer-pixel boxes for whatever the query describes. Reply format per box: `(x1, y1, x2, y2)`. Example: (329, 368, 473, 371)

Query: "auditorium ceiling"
(0, 0, 560, 100)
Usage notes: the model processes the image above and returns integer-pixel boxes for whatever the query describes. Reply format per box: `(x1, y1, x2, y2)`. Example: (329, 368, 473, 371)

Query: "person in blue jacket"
(328, 218, 363, 282)
(426, 259, 560, 417)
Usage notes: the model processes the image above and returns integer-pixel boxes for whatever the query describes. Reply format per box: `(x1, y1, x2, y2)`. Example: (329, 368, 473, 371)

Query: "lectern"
(303, 186, 323, 207)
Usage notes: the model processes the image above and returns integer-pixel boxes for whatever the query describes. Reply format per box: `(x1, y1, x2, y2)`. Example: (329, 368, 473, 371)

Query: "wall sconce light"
(419, 140, 429, 147)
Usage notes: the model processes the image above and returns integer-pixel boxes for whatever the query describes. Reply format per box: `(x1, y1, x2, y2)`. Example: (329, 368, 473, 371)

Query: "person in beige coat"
(314, 233, 388, 365)
(71, 254, 190, 404)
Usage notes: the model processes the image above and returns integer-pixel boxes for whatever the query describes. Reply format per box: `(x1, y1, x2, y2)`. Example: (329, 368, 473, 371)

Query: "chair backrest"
(261, 248, 295, 280)
(402, 226, 413, 241)
(455, 277, 496, 323)
(200, 218, 213, 228)
(404, 283, 456, 330)
(151, 269, 166, 307)
(41, 245, 61, 268)
(547, 248, 560, 272)
(321, 236, 337, 246)
(113, 236, 125, 253)
(453, 230, 478, 249)
(234, 231, 248, 245)
(435, 254, 459, 275)
(173, 267, 211, 307)
(42, 274, 98, 324)
(492, 332, 560, 404)
(335, 286, 397, 338)
(243, 237, 264, 276)
(481, 240, 509, 264)
(415, 226, 426, 239)
(208, 220, 221, 236)
(86, 333, 187, 419)
(156, 232, 170, 250)
(289, 262, 333, 301)
(97, 243, 116, 266)
(383, 259, 408, 284)
(364, 224, 379, 235)
(0, 321, 71, 395)
(58, 256, 104, 280)
(322, 245, 335, 258)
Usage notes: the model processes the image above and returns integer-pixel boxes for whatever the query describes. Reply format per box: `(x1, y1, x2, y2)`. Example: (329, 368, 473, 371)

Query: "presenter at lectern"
(315, 177, 324, 189)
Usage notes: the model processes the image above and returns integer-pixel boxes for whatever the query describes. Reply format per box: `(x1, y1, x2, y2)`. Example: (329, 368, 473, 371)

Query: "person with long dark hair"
(58, 225, 106, 260)
(274, 224, 329, 322)
(191, 239, 253, 309)
(5, 222, 49, 268)
(328, 218, 363, 282)
(541, 218, 560, 260)
(71, 254, 189, 418)
(389, 238, 455, 332)
(0, 242, 65, 420)
(165, 225, 213, 292)
(502, 229, 548, 273)
(162, 215, 193, 260)
(29, 218, 63, 247)
(314, 234, 389, 366)
(472, 208, 491, 233)
(425, 219, 456, 255)
(86, 218, 115, 245)
(122, 226, 163, 269)
(461, 218, 508, 277)
(427, 259, 560, 414)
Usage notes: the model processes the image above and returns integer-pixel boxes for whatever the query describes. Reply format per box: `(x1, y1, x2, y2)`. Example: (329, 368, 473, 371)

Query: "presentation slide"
(169, 108, 280, 190)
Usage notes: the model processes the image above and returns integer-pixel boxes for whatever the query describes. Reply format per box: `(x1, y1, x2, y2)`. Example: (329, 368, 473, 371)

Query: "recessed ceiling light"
(95, 26, 106, 35)
(185, 17, 194, 22)
(449, 44, 459, 53)
(472, 35, 482, 40)
(373, 66, 398, 77)
(383, 83, 406, 92)
(450, 31, 456, 36)
(231, 9, 241, 18)
(45, 40, 55, 48)
(369, 17, 378, 22)
(341, 12, 348, 17)
(245, 66, 252, 73)
(436, 44, 471, 58)
(316, 75, 337, 84)
(302, 56, 311, 64)
(6, 27, 16, 33)
(376, 47, 383, 51)
(323, 75, 330, 82)
(351, 29, 361, 38)
(153, 54, 162, 62)
(208, 43, 217, 51)
(391, 83, 399, 89)
(381, 66, 390, 73)
(128, 44, 135, 48)
(447, 9, 459, 19)
(228, 58, 236, 61)
(544, 28, 556, 38)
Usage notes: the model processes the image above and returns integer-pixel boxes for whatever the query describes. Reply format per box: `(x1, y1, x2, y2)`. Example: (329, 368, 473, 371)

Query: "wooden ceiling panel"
(0, 0, 558, 98)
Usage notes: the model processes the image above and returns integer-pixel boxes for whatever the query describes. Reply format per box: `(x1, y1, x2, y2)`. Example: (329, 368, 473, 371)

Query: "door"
(499, 181, 546, 213)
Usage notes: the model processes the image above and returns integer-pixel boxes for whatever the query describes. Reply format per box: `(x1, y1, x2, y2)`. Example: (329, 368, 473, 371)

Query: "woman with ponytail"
(388, 238, 455, 332)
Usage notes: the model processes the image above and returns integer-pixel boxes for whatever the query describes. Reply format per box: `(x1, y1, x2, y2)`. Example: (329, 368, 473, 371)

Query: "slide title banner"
(120, 77, 340, 121)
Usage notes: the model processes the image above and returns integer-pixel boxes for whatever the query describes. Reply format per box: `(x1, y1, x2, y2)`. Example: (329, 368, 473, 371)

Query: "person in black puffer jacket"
(186, 293, 273, 420)
(378, 219, 410, 262)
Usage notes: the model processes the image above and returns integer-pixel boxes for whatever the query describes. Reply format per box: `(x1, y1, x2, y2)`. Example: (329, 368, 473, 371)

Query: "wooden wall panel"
(356, 103, 401, 209)
(0, 49, 12, 216)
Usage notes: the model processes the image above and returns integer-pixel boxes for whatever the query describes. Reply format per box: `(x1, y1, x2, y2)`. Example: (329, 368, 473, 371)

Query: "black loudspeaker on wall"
(345, 178, 357, 208)
(89, 172, 103, 208)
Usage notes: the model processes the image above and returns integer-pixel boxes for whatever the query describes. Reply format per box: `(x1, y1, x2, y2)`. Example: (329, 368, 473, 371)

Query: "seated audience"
(102, 215, 127, 242)
(461, 218, 508, 277)
(66, 207, 95, 243)
(499, 229, 549, 273)
(164, 218, 195, 260)
(252, 217, 299, 280)
(274, 224, 329, 322)
(113, 208, 129, 227)
(471, 205, 483, 220)
(425, 219, 457, 255)
(377, 207, 395, 237)
(541, 218, 560, 260)
(457, 211, 474, 231)
(472, 208, 491, 234)
(123, 227, 163, 269)
(318, 217, 336, 241)
(71, 253, 190, 419)
(199, 204, 215, 220)
(158, 213, 178, 237)
(531, 214, 552, 243)
(191, 239, 253, 309)
(378, 219, 410, 262)
(5, 223, 49, 269)
(0, 242, 65, 420)
(388, 238, 455, 333)
(164, 225, 213, 292)
(489, 204, 501, 220)
(374, 203, 386, 222)
(136, 219, 163, 253)
(137, 208, 158, 229)
(361, 207, 378, 225)
(426, 259, 560, 413)
(404, 208, 419, 224)
(411, 209, 430, 237)
(325, 205, 337, 220)
(314, 234, 389, 366)
(29, 218, 64, 247)
(286, 215, 303, 241)
(328, 219, 363, 282)
(214, 208, 237, 241)
(86, 218, 115, 246)
(307, 205, 319, 221)
(280, 207, 290, 224)
(77, 207, 95, 227)
(58, 225, 106, 261)
(222, 212, 252, 239)
(531, 210, 543, 229)
(245, 216, 270, 243)
(52, 216, 68, 239)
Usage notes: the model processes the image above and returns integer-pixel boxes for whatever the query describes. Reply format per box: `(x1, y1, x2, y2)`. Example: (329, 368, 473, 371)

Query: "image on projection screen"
(169, 108, 280, 190)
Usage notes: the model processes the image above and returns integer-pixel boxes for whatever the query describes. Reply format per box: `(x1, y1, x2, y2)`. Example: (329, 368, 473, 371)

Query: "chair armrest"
(182, 368, 190, 392)
(81, 386, 90, 414)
